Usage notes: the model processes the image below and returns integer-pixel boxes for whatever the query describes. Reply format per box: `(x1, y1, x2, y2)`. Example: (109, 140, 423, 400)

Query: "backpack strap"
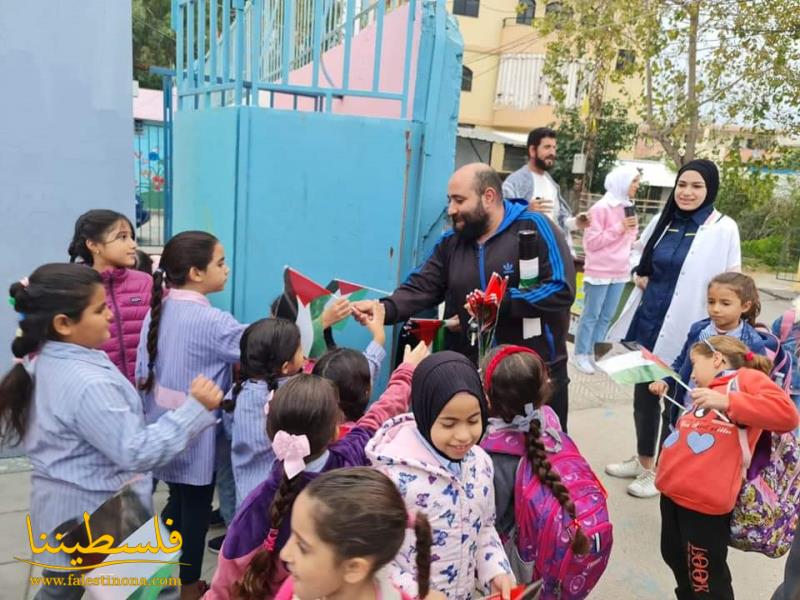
(779, 309, 795, 344)
(729, 377, 753, 477)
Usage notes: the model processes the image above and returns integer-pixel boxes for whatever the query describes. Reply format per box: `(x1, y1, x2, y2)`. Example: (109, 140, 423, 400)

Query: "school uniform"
(25, 341, 216, 567)
(136, 288, 246, 583)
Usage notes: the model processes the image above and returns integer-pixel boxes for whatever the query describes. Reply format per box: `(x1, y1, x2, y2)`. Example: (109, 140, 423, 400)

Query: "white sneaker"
(573, 354, 596, 375)
(627, 469, 659, 498)
(605, 456, 645, 479)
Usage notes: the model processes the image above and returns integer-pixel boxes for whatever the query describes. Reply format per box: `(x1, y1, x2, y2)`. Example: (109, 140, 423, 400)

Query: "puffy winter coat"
(99, 268, 152, 383)
(367, 414, 513, 599)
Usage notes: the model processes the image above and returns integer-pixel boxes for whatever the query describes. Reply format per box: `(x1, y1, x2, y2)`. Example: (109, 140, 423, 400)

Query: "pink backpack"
(481, 406, 613, 600)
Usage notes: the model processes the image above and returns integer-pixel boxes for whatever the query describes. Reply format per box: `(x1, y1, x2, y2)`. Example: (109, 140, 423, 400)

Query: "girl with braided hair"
(275, 467, 438, 600)
(134, 231, 247, 599)
(206, 342, 429, 600)
(481, 345, 612, 599)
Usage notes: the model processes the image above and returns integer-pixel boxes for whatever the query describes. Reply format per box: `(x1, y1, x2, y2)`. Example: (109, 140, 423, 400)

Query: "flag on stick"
(284, 267, 332, 358)
(596, 348, 681, 386)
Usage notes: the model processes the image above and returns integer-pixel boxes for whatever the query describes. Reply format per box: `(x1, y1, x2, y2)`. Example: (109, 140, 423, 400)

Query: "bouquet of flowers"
(466, 272, 508, 362)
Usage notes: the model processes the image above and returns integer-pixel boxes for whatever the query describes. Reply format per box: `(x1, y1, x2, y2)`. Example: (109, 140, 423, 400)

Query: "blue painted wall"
(0, 1, 134, 366)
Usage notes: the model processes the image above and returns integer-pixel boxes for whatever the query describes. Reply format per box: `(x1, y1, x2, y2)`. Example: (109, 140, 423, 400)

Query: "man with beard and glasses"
(503, 127, 590, 257)
(352, 163, 577, 430)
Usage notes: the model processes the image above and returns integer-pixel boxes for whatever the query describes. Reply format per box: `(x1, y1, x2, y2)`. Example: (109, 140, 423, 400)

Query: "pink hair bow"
(272, 431, 310, 478)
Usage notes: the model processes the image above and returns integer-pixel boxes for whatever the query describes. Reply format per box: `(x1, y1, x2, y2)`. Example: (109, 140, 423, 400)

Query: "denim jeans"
(574, 282, 626, 356)
(215, 430, 237, 526)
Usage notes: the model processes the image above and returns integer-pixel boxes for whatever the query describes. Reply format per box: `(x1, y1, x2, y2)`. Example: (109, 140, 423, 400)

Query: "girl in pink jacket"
(573, 166, 640, 375)
(68, 209, 152, 383)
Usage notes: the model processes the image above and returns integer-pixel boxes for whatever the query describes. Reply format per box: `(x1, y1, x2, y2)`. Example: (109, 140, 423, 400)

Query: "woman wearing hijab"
(573, 165, 641, 374)
(605, 159, 741, 499)
(367, 351, 515, 600)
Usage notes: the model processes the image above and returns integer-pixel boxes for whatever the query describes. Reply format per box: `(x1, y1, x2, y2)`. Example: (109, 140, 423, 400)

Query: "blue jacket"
(669, 318, 767, 408)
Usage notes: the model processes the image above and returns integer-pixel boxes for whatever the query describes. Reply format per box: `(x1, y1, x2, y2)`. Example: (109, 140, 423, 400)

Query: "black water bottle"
(518, 230, 539, 289)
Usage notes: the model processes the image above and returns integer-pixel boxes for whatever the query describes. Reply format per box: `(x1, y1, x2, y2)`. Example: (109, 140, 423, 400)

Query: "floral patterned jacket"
(366, 414, 513, 599)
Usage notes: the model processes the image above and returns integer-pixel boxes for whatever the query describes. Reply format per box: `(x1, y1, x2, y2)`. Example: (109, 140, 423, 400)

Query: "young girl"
(656, 336, 799, 599)
(313, 300, 388, 432)
(0, 264, 222, 596)
(225, 317, 305, 510)
(480, 346, 594, 590)
(136, 231, 247, 599)
(366, 351, 515, 600)
(68, 209, 152, 384)
(275, 467, 436, 600)
(649, 272, 767, 430)
(573, 165, 639, 374)
(206, 342, 429, 600)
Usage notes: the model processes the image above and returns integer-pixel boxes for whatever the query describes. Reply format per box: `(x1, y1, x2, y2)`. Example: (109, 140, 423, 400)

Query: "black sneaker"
(209, 508, 225, 528)
(207, 534, 225, 555)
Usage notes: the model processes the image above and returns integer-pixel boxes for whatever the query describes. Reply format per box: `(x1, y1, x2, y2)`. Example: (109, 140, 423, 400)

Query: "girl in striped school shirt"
(0, 263, 223, 600)
(136, 231, 248, 599)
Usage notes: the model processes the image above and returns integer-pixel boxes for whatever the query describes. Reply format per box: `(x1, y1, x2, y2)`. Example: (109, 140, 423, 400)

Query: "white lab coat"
(606, 209, 741, 365)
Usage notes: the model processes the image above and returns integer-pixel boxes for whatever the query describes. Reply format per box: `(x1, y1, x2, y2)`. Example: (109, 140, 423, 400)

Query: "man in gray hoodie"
(502, 127, 590, 256)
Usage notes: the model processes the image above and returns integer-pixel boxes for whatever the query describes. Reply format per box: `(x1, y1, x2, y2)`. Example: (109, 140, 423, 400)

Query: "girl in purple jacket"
(69, 209, 152, 384)
(207, 342, 428, 600)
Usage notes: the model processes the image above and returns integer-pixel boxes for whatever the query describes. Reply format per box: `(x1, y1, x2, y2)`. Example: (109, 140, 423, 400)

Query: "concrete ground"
(1, 271, 796, 599)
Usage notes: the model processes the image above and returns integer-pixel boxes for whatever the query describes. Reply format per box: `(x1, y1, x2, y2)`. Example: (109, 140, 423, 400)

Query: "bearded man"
(353, 163, 576, 430)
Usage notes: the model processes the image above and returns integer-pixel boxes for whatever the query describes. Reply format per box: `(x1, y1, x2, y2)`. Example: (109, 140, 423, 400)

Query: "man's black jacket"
(382, 200, 576, 366)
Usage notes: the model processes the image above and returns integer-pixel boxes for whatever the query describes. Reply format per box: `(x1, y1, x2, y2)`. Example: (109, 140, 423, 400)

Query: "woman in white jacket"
(604, 159, 741, 498)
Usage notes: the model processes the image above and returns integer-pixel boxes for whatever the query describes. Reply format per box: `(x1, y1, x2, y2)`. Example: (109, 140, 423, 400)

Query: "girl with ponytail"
(135, 231, 247, 599)
(275, 468, 439, 600)
(481, 345, 612, 599)
(68, 209, 152, 383)
(656, 336, 798, 599)
(0, 263, 222, 595)
(207, 343, 429, 600)
(225, 317, 304, 509)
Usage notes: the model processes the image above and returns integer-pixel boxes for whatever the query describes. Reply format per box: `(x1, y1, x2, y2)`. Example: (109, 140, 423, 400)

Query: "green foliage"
(741, 236, 784, 268)
(549, 100, 638, 194)
(133, 0, 174, 89)
(537, 0, 800, 166)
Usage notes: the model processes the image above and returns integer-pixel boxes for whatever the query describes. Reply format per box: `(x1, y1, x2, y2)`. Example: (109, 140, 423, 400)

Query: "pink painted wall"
(259, 3, 420, 119)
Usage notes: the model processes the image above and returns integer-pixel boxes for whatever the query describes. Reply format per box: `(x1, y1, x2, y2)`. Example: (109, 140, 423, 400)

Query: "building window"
(134, 119, 144, 136)
(545, 0, 561, 15)
(616, 49, 635, 71)
(516, 0, 535, 25)
(453, 0, 480, 18)
(461, 66, 473, 92)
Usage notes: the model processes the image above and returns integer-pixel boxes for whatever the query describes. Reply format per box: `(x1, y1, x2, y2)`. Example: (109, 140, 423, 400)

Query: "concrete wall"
(0, 1, 133, 367)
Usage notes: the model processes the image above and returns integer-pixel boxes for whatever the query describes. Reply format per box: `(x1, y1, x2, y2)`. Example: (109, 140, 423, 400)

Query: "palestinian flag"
(326, 279, 369, 331)
(596, 347, 680, 385)
(406, 318, 446, 352)
(52, 484, 181, 600)
(284, 267, 332, 358)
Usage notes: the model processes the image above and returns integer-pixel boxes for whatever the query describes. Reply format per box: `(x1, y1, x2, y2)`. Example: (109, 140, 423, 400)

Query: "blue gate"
(169, 0, 463, 387)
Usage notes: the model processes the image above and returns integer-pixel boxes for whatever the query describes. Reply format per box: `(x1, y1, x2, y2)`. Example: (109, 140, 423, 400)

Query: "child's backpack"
(754, 323, 793, 394)
(728, 377, 800, 558)
(481, 406, 612, 600)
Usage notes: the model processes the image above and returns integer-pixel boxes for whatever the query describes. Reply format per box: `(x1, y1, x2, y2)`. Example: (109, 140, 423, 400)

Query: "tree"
(537, 0, 800, 167)
(549, 100, 638, 194)
(537, 0, 644, 190)
(133, 0, 175, 89)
